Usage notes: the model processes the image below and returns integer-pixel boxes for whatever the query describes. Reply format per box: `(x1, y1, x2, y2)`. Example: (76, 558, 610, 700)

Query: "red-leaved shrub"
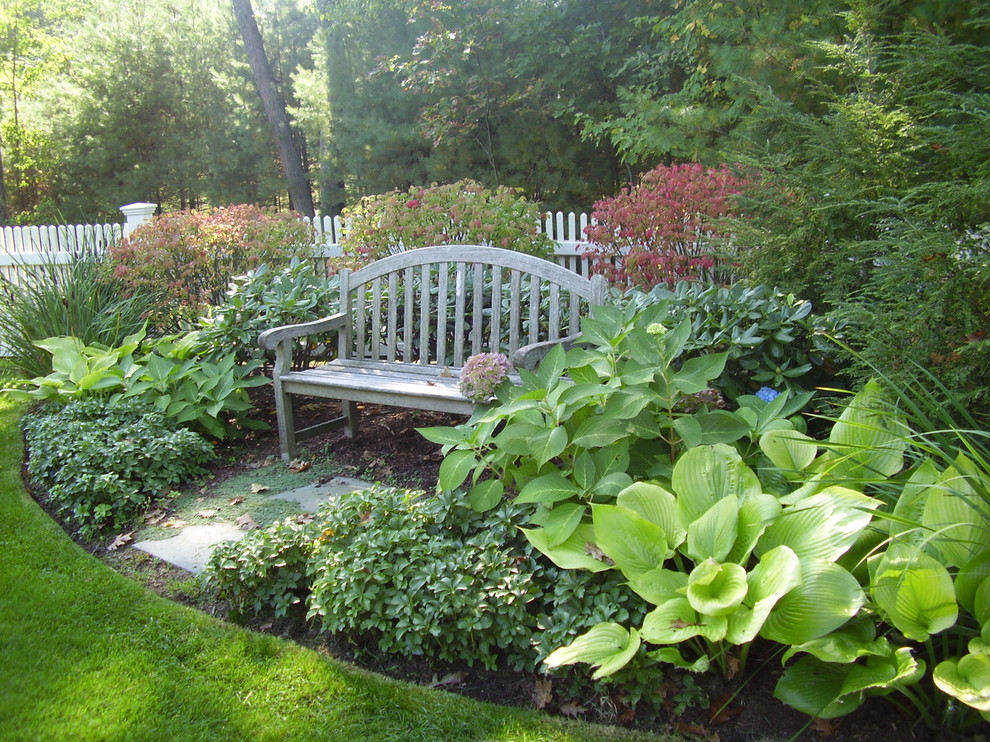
(583, 163, 749, 289)
(110, 204, 313, 328)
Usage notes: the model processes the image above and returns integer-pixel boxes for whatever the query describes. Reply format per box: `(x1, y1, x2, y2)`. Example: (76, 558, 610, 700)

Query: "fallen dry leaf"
(532, 677, 553, 709)
(709, 692, 743, 724)
(195, 510, 218, 519)
(236, 513, 258, 530)
(559, 703, 585, 718)
(196, 496, 206, 503)
(250, 483, 270, 494)
(359, 510, 373, 524)
(295, 513, 315, 524)
(429, 671, 466, 688)
(108, 531, 133, 551)
(812, 718, 837, 737)
(144, 508, 168, 526)
(673, 721, 708, 736)
(287, 459, 312, 473)
(725, 653, 740, 680)
(614, 692, 636, 725)
(228, 496, 246, 506)
(163, 519, 187, 529)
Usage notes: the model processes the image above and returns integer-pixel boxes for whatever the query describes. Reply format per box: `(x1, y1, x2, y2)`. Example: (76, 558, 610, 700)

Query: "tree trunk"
(231, 0, 315, 217)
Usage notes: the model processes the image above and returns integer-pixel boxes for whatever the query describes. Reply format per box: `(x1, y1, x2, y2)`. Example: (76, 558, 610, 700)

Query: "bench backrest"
(338, 245, 608, 367)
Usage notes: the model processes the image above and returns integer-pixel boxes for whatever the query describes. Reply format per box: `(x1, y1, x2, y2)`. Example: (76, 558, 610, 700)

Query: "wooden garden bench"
(258, 244, 607, 460)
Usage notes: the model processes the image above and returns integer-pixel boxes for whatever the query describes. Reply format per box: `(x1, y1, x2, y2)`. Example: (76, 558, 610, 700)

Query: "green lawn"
(0, 396, 669, 742)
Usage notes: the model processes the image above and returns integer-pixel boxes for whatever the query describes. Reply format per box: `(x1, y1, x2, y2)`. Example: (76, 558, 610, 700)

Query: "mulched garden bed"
(23, 387, 963, 742)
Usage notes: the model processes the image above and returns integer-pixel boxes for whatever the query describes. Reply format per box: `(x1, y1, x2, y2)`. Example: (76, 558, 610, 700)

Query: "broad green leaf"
(888, 459, 940, 545)
(466, 479, 503, 512)
(522, 523, 611, 572)
(780, 619, 890, 665)
(531, 426, 569, 467)
(686, 560, 748, 616)
(544, 623, 641, 680)
(536, 343, 567, 387)
(673, 352, 728, 394)
(558, 383, 613, 408)
(827, 379, 907, 479)
(921, 456, 990, 568)
(617, 482, 684, 549)
(870, 544, 958, 641)
(934, 654, 990, 712)
(761, 560, 865, 645)
(641, 597, 728, 644)
(417, 426, 470, 446)
(759, 429, 818, 472)
(516, 472, 580, 504)
(727, 494, 781, 565)
(673, 444, 762, 526)
(592, 504, 668, 578)
(685, 496, 739, 563)
(628, 567, 688, 605)
(541, 503, 586, 547)
(649, 647, 710, 673)
(661, 319, 692, 360)
(726, 545, 802, 644)
(758, 487, 879, 562)
(571, 417, 629, 448)
(438, 450, 478, 492)
(571, 450, 596, 490)
(672, 415, 702, 449)
(493, 421, 544, 456)
(603, 388, 655, 420)
(956, 551, 990, 615)
(774, 657, 866, 719)
(695, 410, 750, 445)
(592, 471, 633, 498)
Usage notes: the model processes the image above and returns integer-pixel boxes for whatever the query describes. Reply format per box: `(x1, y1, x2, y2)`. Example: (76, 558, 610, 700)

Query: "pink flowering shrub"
(583, 163, 749, 289)
(110, 204, 312, 328)
(458, 352, 511, 402)
(337, 180, 554, 268)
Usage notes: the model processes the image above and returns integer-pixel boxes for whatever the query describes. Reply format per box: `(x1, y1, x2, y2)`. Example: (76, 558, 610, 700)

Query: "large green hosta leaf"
(775, 647, 923, 719)
(544, 623, 642, 680)
(641, 598, 728, 644)
(933, 653, 990, 712)
(757, 487, 879, 562)
(616, 482, 685, 550)
(869, 544, 958, 642)
(685, 495, 739, 563)
(592, 504, 669, 579)
(760, 560, 865, 645)
(522, 523, 611, 572)
(672, 444, 762, 526)
(686, 560, 748, 616)
(780, 619, 891, 665)
(920, 455, 990, 569)
(628, 568, 689, 605)
(727, 494, 781, 565)
(759, 429, 818, 473)
(725, 545, 802, 644)
(827, 379, 907, 480)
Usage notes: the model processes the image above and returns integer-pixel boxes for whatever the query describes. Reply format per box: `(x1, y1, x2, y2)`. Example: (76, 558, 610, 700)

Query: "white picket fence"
(0, 203, 597, 286)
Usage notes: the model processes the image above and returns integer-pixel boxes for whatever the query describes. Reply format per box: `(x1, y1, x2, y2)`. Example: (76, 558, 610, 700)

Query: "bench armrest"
(258, 313, 348, 351)
(511, 333, 580, 371)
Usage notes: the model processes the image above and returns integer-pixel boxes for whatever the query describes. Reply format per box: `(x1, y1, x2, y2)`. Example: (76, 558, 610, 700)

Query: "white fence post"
(119, 202, 158, 238)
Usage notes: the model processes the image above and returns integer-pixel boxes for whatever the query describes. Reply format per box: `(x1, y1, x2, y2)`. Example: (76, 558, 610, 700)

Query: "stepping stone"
(270, 476, 371, 513)
(133, 523, 246, 575)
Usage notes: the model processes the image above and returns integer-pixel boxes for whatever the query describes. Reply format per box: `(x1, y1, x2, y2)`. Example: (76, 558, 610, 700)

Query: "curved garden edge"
(0, 396, 663, 742)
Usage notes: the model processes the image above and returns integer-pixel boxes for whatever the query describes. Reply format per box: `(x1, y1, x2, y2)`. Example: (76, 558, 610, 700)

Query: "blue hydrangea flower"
(755, 386, 780, 403)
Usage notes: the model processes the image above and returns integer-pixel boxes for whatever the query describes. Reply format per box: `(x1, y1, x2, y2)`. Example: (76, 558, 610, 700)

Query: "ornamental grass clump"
(458, 352, 511, 402)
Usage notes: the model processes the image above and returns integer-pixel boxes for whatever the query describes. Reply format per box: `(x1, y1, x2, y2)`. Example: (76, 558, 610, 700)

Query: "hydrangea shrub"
(458, 352, 511, 402)
(110, 204, 313, 328)
(337, 179, 555, 268)
(584, 163, 749, 289)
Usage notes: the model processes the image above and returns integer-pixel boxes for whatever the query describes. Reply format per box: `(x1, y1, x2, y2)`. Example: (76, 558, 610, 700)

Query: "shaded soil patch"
(23, 389, 972, 742)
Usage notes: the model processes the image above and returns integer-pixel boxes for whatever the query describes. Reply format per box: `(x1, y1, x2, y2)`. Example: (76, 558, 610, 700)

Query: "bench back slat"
(337, 245, 607, 368)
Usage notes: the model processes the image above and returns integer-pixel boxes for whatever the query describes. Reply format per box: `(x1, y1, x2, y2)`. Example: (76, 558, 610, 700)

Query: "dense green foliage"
(0, 246, 159, 379)
(199, 259, 340, 367)
(22, 397, 214, 536)
(3, 328, 268, 439)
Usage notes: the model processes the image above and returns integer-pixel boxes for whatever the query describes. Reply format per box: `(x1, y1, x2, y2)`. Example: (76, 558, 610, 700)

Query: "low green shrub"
(109, 204, 313, 329)
(0, 246, 159, 380)
(2, 328, 268, 439)
(199, 260, 340, 368)
(23, 398, 214, 537)
(624, 281, 843, 399)
(337, 179, 555, 268)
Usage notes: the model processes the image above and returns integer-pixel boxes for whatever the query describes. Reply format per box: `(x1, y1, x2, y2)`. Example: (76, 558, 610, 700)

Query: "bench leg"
(343, 400, 359, 438)
(273, 380, 298, 462)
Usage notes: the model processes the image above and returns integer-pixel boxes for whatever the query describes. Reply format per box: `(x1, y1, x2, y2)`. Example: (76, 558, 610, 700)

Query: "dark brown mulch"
(26, 387, 977, 742)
